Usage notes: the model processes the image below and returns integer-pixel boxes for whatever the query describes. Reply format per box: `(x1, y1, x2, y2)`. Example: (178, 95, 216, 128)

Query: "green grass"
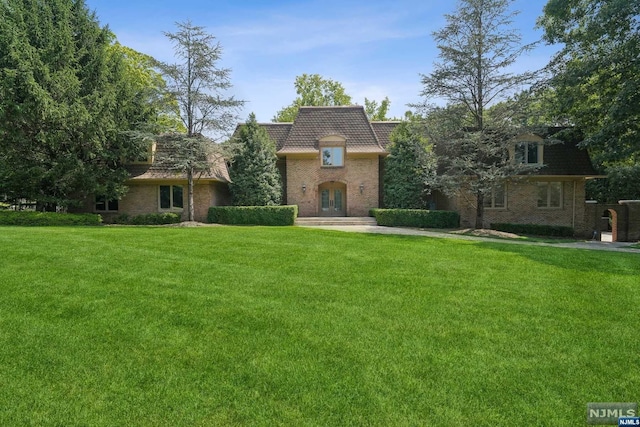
(0, 226, 638, 426)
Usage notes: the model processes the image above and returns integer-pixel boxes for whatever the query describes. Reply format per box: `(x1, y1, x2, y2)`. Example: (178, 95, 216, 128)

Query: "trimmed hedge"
(370, 208, 460, 229)
(0, 211, 102, 226)
(491, 222, 575, 237)
(208, 205, 298, 226)
(108, 213, 182, 225)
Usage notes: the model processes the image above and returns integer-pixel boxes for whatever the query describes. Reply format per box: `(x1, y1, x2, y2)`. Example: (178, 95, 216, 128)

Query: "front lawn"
(0, 226, 638, 426)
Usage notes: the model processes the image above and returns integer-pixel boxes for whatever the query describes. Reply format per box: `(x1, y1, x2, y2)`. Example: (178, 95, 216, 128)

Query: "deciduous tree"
(365, 97, 391, 121)
(273, 74, 352, 122)
(538, 0, 640, 166)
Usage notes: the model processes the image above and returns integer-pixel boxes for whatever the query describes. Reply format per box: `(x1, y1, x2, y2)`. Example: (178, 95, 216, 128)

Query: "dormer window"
(319, 135, 346, 167)
(321, 147, 344, 167)
(514, 136, 543, 165)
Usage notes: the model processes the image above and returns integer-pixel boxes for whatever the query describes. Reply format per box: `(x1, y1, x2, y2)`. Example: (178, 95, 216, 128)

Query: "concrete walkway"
(297, 224, 640, 253)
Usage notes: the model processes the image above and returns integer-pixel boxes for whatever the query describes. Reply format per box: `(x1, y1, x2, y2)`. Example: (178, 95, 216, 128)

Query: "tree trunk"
(187, 168, 195, 222)
(475, 192, 484, 229)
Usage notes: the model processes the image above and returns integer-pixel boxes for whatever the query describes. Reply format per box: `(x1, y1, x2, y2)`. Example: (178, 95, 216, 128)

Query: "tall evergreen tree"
(0, 0, 155, 209)
(418, 0, 539, 228)
(229, 113, 282, 206)
(156, 20, 243, 221)
(383, 121, 435, 209)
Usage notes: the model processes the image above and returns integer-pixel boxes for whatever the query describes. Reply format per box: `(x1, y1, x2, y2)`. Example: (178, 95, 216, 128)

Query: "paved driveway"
(298, 224, 640, 253)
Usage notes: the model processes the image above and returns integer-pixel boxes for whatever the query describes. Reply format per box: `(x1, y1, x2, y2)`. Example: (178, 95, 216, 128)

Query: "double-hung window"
(537, 182, 562, 208)
(159, 185, 184, 210)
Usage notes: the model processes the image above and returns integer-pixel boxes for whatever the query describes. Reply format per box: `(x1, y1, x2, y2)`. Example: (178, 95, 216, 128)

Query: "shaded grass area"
(0, 226, 638, 426)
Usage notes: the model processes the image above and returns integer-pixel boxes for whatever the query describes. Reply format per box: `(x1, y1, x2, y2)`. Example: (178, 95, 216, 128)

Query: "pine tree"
(0, 0, 156, 209)
(229, 114, 282, 206)
(383, 121, 435, 209)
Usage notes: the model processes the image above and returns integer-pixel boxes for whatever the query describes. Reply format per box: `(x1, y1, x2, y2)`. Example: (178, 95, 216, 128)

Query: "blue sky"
(85, 0, 558, 123)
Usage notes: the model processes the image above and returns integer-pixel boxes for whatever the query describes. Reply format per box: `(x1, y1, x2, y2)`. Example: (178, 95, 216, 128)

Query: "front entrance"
(319, 182, 346, 216)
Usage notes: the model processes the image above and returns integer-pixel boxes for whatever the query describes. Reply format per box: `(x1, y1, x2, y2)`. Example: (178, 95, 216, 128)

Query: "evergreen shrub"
(208, 206, 297, 226)
(491, 223, 574, 237)
(0, 211, 102, 226)
(370, 209, 459, 228)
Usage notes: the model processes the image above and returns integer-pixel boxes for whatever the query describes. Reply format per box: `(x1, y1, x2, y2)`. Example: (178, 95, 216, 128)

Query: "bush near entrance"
(371, 208, 459, 228)
(208, 205, 298, 226)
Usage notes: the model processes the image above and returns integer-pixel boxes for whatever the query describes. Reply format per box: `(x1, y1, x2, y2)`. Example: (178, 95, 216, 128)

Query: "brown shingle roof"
(371, 121, 400, 148)
(126, 137, 230, 183)
(278, 106, 386, 154)
(536, 140, 598, 176)
(261, 123, 292, 151)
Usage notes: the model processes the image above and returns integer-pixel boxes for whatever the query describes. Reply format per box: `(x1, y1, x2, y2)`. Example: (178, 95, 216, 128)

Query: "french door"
(318, 182, 346, 216)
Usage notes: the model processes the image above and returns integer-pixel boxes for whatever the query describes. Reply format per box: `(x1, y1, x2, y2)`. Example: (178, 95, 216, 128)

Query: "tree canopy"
(155, 21, 243, 220)
(273, 74, 352, 122)
(0, 0, 158, 209)
(365, 97, 391, 121)
(228, 113, 282, 206)
(418, 0, 540, 228)
(272, 73, 393, 122)
(537, 0, 640, 166)
(383, 121, 435, 209)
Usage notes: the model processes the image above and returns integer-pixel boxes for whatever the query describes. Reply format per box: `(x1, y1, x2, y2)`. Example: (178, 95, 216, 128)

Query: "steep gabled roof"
(277, 106, 386, 154)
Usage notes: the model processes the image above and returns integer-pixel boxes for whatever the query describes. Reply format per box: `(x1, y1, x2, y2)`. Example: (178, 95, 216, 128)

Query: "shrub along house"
(77, 105, 600, 235)
(254, 106, 600, 235)
(73, 138, 231, 223)
(431, 129, 601, 233)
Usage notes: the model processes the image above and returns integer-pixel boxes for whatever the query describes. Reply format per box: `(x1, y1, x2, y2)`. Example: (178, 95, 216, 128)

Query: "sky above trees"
(84, 0, 560, 122)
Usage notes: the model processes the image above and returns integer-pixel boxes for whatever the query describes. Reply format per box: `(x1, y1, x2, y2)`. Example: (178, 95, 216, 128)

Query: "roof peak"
(298, 105, 364, 110)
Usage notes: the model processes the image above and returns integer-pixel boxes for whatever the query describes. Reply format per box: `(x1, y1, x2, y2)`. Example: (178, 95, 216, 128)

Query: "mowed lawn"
(0, 226, 638, 426)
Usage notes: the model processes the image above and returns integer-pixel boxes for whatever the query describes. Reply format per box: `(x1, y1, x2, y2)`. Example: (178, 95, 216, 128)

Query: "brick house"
(432, 130, 600, 233)
(259, 106, 393, 217)
(77, 105, 600, 234)
(256, 106, 600, 234)
(73, 138, 231, 223)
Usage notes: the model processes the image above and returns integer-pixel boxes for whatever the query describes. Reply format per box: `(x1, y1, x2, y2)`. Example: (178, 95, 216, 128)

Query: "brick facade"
(584, 200, 640, 241)
(79, 180, 230, 223)
(285, 153, 380, 217)
(447, 178, 589, 234)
